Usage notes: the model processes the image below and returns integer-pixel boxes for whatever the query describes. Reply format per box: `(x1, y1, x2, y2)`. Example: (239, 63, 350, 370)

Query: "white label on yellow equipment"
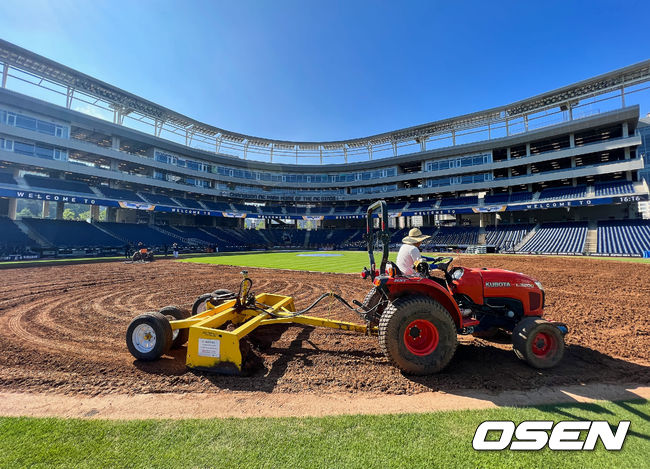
(198, 338, 221, 358)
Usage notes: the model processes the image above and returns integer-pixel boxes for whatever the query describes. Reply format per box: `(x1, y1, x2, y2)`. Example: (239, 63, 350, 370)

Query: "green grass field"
(181, 250, 650, 273)
(1, 400, 647, 469)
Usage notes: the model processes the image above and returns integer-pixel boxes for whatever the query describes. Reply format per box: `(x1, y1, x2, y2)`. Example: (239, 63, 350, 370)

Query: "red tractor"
(360, 200, 567, 374)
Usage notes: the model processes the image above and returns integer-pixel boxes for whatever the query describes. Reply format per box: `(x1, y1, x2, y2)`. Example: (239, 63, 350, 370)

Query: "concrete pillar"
(526, 164, 532, 175)
(624, 147, 631, 160)
(41, 201, 50, 219)
(508, 168, 513, 178)
(526, 143, 531, 157)
(8, 198, 17, 220)
(622, 122, 628, 138)
(111, 136, 120, 150)
(90, 205, 100, 221)
(569, 133, 575, 148)
(107, 207, 117, 223)
(479, 212, 486, 228)
(56, 202, 64, 220)
(571, 156, 576, 168)
(506, 148, 511, 160)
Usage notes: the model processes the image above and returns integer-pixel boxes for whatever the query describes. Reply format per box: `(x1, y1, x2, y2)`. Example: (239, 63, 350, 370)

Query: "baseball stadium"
(0, 31, 649, 469)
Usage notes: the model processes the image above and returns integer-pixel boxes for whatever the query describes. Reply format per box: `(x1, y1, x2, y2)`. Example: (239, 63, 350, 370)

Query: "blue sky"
(1, 0, 649, 142)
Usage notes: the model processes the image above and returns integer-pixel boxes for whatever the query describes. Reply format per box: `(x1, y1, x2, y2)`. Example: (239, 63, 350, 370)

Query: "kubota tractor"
(359, 200, 568, 374)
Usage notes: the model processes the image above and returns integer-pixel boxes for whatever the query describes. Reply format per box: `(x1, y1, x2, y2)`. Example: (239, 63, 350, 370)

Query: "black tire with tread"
(159, 306, 191, 348)
(191, 293, 214, 316)
(361, 287, 386, 323)
(126, 311, 172, 361)
(131, 252, 141, 262)
(512, 317, 565, 369)
(379, 295, 458, 375)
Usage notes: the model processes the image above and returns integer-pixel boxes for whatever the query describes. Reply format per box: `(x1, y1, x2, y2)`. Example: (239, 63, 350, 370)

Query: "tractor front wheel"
(159, 306, 190, 348)
(126, 312, 173, 361)
(512, 317, 565, 369)
(379, 296, 458, 375)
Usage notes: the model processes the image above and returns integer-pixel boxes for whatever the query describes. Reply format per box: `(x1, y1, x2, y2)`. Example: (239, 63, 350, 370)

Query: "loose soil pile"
(0, 256, 648, 396)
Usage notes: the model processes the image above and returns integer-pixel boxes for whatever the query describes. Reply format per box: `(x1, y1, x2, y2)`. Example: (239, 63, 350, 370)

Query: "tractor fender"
(386, 279, 463, 328)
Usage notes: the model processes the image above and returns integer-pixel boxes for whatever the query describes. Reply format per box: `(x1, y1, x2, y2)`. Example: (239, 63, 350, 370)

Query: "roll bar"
(366, 200, 391, 280)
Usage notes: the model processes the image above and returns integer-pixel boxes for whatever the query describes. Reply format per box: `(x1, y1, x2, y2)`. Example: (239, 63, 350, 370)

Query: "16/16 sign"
(473, 420, 631, 451)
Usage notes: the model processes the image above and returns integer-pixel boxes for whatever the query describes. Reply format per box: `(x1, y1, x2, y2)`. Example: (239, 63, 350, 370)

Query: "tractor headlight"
(534, 280, 544, 291)
(451, 268, 464, 281)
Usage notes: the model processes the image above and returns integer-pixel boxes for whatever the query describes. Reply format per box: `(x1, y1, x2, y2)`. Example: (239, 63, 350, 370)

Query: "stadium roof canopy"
(1, 39, 649, 163)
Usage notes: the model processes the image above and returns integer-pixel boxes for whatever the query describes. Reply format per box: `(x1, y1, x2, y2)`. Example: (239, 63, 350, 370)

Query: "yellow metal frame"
(169, 293, 376, 374)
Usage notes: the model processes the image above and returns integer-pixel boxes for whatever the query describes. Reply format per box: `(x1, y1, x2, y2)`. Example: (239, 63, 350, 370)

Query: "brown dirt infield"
(0, 255, 648, 401)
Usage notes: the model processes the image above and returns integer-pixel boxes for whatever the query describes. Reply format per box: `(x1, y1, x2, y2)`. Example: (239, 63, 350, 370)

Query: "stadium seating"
(175, 198, 204, 209)
(98, 222, 179, 246)
(485, 224, 535, 251)
(597, 220, 650, 255)
(439, 196, 479, 207)
(483, 193, 510, 205)
(0, 172, 17, 185)
(201, 200, 233, 211)
(24, 175, 94, 195)
(138, 193, 179, 206)
(0, 217, 37, 252)
(594, 180, 635, 196)
(518, 222, 587, 254)
(386, 202, 406, 212)
(538, 185, 586, 201)
(425, 226, 479, 246)
(508, 191, 534, 203)
(406, 200, 436, 209)
(22, 218, 123, 247)
(97, 186, 145, 202)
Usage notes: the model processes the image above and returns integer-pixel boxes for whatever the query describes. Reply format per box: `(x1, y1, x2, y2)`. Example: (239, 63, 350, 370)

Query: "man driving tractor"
(396, 227, 431, 275)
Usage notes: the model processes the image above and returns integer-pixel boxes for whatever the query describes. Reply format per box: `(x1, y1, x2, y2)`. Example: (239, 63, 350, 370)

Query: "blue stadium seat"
(485, 224, 535, 251)
(0, 217, 37, 252)
(24, 175, 94, 195)
(97, 186, 145, 202)
(597, 220, 650, 255)
(139, 193, 180, 206)
(594, 181, 634, 196)
(538, 186, 586, 201)
(21, 219, 123, 247)
(0, 172, 17, 185)
(518, 222, 587, 254)
(439, 196, 478, 207)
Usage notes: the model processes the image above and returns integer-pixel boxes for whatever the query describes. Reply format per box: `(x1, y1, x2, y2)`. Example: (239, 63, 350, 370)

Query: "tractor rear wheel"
(379, 296, 458, 375)
(512, 317, 565, 369)
(126, 312, 172, 361)
(159, 306, 190, 348)
(131, 252, 142, 262)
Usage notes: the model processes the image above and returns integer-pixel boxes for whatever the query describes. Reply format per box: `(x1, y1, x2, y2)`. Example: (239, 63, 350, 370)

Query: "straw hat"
(402, 227, 431, 245)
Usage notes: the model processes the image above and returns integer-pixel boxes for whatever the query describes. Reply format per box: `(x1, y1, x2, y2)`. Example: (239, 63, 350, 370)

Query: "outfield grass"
(182, 250, 379, 273)
(0, 400, 647, 469)
(181, 250, 650, 273)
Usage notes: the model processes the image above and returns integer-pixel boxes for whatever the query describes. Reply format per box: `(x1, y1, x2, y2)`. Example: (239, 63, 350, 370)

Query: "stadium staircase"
(584, 221, 598, 254)
(14, 219, 52, 248)
(513, 224, 540, 251)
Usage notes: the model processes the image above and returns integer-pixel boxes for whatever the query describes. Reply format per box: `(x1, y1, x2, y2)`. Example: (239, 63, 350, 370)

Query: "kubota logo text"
(472, 420, 630, 451)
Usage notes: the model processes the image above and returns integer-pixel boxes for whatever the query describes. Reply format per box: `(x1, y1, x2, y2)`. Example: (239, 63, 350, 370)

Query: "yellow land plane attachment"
(168, 292, 375, 375)
(125, 271, 379, 375)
